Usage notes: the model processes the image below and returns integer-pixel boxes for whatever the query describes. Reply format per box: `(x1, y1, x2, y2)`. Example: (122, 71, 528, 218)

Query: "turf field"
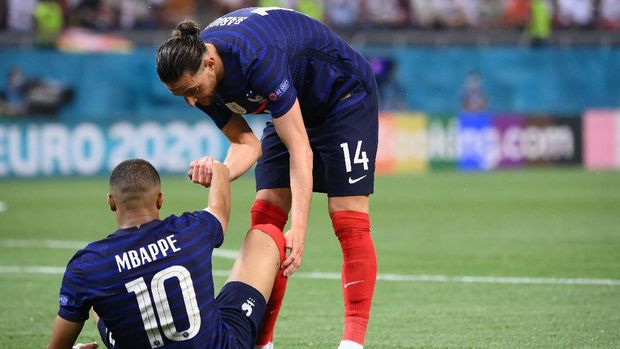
(1, 168, 619, 348)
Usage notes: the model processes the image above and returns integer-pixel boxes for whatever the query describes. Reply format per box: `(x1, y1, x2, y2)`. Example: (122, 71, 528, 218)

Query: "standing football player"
(47, 157, 286, 349)
(157, 7, 378, 349)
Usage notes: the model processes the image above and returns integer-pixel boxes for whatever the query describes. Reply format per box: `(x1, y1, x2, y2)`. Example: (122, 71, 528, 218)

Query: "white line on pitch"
(1, 266, 618, 286)
(0, 239, 87, 250)
(0, 239, 239, 259)
(299, 272, 620, 286)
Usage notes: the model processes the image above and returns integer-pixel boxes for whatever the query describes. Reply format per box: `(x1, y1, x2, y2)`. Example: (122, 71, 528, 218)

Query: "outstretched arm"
(189, 157, 231, 233)
(207, 161, 231, 233)
(272, 99, 313, 277)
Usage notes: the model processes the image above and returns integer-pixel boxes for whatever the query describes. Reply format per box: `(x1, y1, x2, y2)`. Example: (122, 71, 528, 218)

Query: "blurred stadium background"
(1, 1, 619, 348)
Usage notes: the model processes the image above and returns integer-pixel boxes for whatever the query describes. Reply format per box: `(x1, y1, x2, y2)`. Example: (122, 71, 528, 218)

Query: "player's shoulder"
(73, 235, 110, 259)
(164, 210, 223, 233)
(168, 209, 217, 223)
(163, 210, 224, 247)
(64, 236, 111, 276)
(207, 7, 297, 23)
(201, 7, 298, 37)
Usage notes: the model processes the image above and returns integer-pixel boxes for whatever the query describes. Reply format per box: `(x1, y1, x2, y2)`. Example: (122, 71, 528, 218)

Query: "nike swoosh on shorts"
(348, 175, 367, 184)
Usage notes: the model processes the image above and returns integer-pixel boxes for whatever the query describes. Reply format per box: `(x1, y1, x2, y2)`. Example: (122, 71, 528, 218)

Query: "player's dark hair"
(109, 159, 161, 194)
(156, 20, 206, 83)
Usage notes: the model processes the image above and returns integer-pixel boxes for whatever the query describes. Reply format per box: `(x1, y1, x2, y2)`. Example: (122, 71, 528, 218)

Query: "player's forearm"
(48, 316, 84, 349)
(272, 100, 311, 235)
(221, 113, 261, 181)
(208, 162, 231, 232)
(223, 141, 261, 181)
(289, 148, 313, 234)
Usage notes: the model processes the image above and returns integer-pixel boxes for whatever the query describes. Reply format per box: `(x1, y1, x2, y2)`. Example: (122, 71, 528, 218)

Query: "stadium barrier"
(378, 112, 583, 173)
(1, 47, 620, 120)
(2, 111, 618, 178)
(0, 117, 266, 177)
(1, 48, 618, 177)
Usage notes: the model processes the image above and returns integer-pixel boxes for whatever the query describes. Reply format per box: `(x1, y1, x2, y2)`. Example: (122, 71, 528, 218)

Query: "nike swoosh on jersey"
(348, 175, 367, 184)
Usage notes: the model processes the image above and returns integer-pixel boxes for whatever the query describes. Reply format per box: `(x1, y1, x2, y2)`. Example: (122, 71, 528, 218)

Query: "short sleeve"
(194, 210, 225, 248)
(197, 102, 234, 129)
(246, 45, 297, 118)
(57, 253, 93, 323)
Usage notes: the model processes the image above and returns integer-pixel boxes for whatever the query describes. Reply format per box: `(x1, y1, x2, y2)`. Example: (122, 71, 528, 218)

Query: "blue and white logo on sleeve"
(269, 79, 290, 101)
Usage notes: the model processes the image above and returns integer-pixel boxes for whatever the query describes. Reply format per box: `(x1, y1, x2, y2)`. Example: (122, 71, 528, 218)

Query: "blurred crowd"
(0, 0, 619, 34)
(327, 0, 620, 30)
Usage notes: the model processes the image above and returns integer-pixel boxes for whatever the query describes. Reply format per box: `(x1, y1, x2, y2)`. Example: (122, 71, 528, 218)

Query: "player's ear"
(204, 55, 216, 71)
(156, 192, 163, 210)
(107, 194, 116, 212)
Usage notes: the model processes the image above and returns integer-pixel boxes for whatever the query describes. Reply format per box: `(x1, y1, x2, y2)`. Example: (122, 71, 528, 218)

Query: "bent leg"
(251, 189, 291, 347)
(329, 195, 376, 348)
(226, 224, 286, 301)
(222, 224, 286, 348)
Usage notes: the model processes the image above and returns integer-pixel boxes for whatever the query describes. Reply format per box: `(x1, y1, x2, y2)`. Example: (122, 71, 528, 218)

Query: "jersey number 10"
(125, 265, 201, 348)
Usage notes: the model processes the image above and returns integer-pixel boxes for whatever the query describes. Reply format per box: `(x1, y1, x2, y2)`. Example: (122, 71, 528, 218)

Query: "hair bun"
(174, 20, 200, 38)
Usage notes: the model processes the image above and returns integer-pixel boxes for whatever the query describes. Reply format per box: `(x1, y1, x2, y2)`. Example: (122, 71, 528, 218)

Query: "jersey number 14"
(125, 265, 200, 348)
(340, 140, 369, 173)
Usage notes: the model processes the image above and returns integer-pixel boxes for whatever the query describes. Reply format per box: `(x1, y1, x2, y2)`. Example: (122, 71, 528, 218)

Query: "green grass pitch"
(1, 168, 619, 348)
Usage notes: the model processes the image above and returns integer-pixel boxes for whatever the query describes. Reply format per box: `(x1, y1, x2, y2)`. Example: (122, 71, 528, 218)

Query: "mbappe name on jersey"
(114, 234, 181, 273)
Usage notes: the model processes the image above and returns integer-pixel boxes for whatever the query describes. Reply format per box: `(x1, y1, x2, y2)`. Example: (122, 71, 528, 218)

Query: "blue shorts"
(255, 83, 379, 197)
(97, 281, 267, 349)
(97, 318, 116, 349)
(216, 281, 268, 349)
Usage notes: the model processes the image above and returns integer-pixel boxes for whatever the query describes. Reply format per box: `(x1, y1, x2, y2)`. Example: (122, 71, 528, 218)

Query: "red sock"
(251, 201, 289, 346)
(251, 199, 288, 231)
(331, 211, 377, 346)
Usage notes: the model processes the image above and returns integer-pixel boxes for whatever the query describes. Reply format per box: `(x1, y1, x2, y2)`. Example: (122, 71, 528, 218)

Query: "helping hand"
(281, 227, 305, 277)
(188, 156, 217, 187)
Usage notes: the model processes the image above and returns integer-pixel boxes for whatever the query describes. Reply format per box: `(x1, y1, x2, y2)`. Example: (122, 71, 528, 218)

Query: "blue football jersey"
(58, 210, 235, 349)
(197, 7, 376, 129)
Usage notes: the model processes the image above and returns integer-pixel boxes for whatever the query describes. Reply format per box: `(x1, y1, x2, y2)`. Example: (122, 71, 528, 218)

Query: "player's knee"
(337, 229, 374, 246)
(250, 199, 289, 231)
(330, 211, 371, 236)
(250, 224, 286, 262)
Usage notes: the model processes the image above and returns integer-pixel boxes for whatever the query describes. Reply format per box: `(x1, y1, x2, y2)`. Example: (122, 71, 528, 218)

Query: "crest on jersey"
(246, 90, 266, 103)
(225, 102, 247, 114)
(241, 297, 256, 317)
